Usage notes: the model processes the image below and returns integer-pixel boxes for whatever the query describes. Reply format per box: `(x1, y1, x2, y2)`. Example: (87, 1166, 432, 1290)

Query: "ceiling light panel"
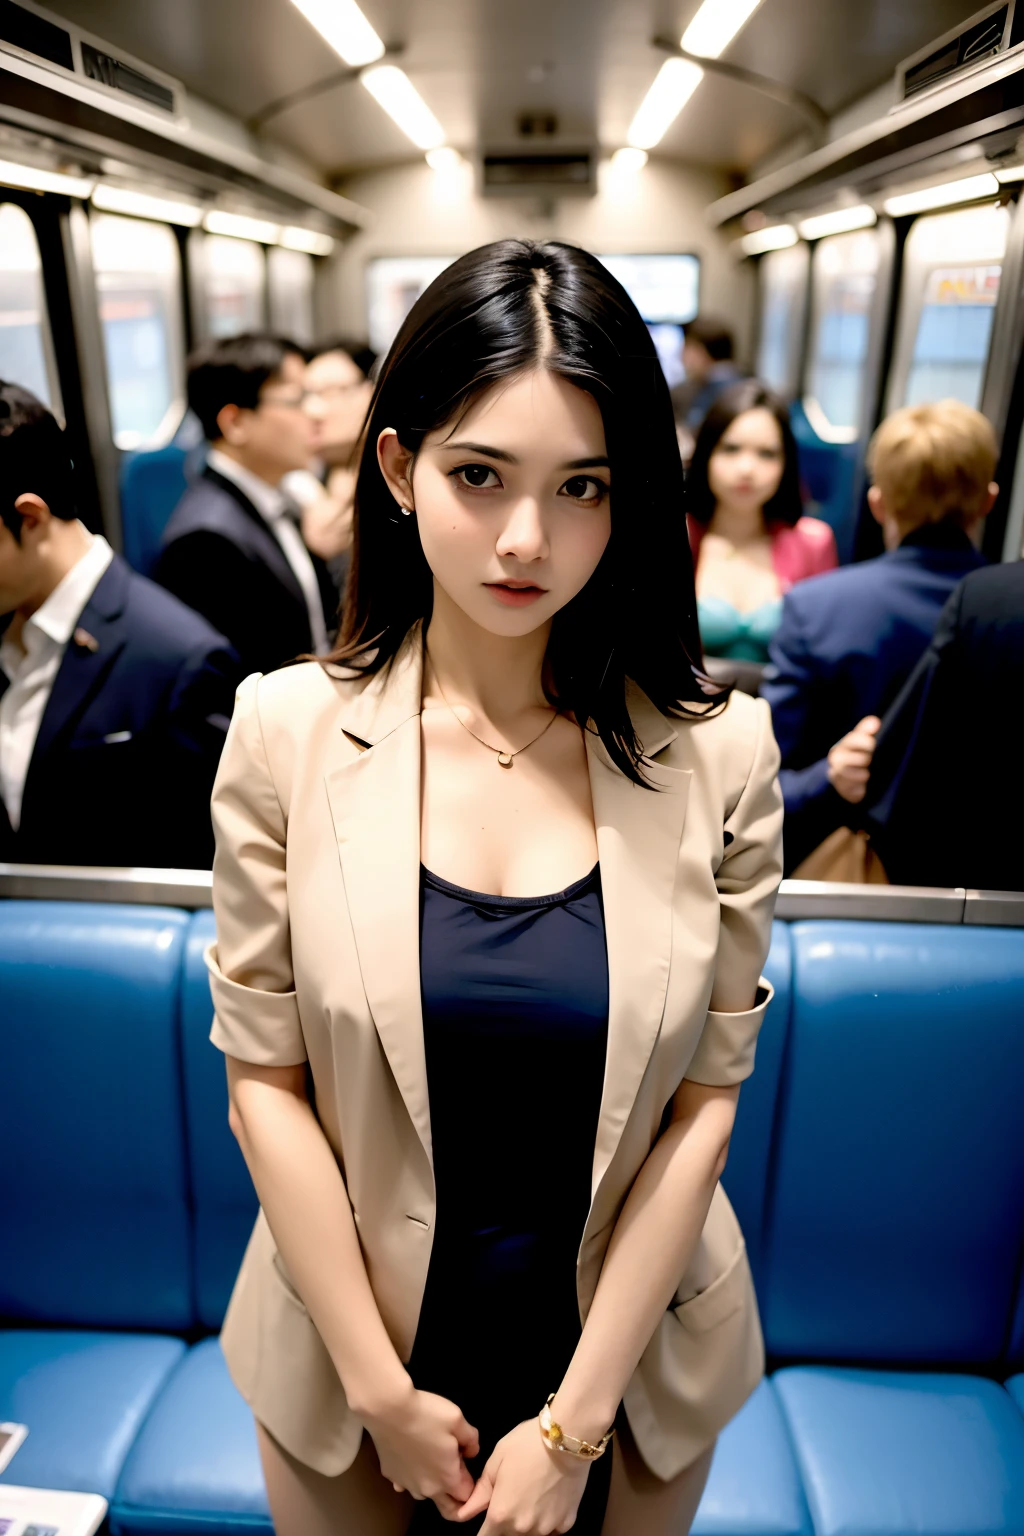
(797, 204, 877, 240)
(995, 163, 1024, 182)
(740, 224, 798, 255)
(627, 58, 704, 150)
(287, 0, 384, 66)
(361, 65, 444, 150)
(204, 210, 280, 243)
(0, 159, 93, 197)
(610, 148, 648, 172)
(883, 172, 999, 217)
(280, 225, 335, 255)
(93, 184, 202, 226)
(681, 0, 766, 59)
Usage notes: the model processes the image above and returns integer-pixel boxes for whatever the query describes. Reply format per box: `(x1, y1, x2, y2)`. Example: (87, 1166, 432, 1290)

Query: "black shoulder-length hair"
(330, 238, 721, 785)
(686, 379, 804, 528)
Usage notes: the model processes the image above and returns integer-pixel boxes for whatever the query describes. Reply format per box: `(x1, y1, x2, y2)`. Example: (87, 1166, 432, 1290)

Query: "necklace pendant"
(497, 751, 514, 768)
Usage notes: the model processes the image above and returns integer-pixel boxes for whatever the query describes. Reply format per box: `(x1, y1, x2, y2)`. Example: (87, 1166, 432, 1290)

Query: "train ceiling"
(46, 0, 981, 180)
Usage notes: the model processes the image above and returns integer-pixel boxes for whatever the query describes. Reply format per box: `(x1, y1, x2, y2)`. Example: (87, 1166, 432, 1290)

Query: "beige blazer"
(207, 624, 783, 1482)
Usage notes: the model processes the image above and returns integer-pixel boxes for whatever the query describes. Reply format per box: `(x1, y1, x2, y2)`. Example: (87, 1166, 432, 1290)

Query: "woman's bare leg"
(256, 1418, 414, 1536)
(600, 1416, 714, 1536)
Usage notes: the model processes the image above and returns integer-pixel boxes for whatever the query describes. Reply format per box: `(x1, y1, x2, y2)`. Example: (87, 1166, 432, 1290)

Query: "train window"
(367, 256, 453, 355)
(888, 203, 1009, 412)
(90, 213, 185, 450)
(268, 245, 315, 347)
(804, 229, 881, 440)
(202, 234, 267, 338)
(0, 202, 60, 413)
(756, 241, 810, 398)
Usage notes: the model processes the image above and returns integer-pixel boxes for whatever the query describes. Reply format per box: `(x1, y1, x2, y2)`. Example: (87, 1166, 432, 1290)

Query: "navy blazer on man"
(866, 561, 1024, 890)
(0, 553, 240, 869)
(154, 466, 337, 678)
(760, 524, 986, 872)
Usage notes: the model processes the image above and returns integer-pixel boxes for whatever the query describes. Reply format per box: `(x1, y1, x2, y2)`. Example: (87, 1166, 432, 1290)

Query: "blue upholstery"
(1, 903, 1022, 1536)
(111, 1341, 270, 1534)
(0, 904, 193, 1329)
(773, 1367, 1024, 1535)
(0, 1332, 184, 1500)
(722, 921, 792, 1298)
(181, 911, 258, 1331)
(692, 1379, 812, 1536)
(789, 400, 861, 563)
(763, 922, 1024, 1363)
(120, 447, 189, 576)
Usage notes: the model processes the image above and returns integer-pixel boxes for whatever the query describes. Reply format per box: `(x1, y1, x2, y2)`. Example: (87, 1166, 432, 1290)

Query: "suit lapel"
(202, 468, 306, 609)
(323, 631, 431, 1160)
(587, 688, 691, 1201)
(24, 558, 129, 791)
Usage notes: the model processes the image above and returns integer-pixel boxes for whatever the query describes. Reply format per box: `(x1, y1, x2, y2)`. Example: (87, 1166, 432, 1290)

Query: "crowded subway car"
(1, 1, 1024, 1534)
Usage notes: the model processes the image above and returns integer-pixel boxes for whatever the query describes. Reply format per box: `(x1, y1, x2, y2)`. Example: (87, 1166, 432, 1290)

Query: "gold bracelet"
(538, 1395, 614, 1461)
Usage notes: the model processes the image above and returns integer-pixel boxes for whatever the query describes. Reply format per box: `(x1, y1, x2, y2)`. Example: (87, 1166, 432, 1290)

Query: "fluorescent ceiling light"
(610, 147, 648, 172)
(797, 204, 877, 240)
(92, 183, 202, 226)
(0, 158, 93, 197)
(995, 163, 1024, 182)
(287, 0, 384, 66)
(627, 58, 704, 150)
(681, 0, 766, 59)
(883, 172, 999, 217)
(740, 224, 798, 256)
(204, 210, 280, 243)
(361, 65, 444, 150)
(280, 224, 335, 255)
(425, 146, 463, 171)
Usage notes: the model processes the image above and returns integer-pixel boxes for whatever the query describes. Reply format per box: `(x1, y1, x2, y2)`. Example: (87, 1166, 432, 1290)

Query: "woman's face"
(305, 350, 373, 463)
(707, 407, 785, 520)
(378, 368, 612, 639)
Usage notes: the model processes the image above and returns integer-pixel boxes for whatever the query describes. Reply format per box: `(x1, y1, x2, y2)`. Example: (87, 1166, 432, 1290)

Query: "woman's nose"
(495, 497, 548, 562)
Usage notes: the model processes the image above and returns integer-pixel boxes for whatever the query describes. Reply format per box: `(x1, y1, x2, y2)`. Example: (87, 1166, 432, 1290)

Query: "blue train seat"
(789, 399, 861, 564)
(119, 446, 189, 576)
(1, 902, 1023, 1536)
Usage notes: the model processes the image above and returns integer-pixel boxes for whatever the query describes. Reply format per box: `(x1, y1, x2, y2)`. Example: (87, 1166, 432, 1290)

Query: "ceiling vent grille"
(896, 1, 1021, 103)
(482, 153, 594, 197)
(0, 0, 183, 118)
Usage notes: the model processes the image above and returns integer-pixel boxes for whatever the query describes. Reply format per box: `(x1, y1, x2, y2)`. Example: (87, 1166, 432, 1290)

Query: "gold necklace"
(426, 650, 559, 769)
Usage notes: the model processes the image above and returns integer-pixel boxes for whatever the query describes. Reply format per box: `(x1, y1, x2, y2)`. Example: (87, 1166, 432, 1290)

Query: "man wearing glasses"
(156, 334, 337, 678)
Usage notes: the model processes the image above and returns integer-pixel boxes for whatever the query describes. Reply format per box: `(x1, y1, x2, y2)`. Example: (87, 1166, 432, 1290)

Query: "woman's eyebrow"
(442, 441, 610, 471)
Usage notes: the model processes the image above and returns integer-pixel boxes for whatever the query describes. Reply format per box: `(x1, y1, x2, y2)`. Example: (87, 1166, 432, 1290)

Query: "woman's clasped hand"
(362, 1384, 479, 1519)
(457, 1419, 591, 1534)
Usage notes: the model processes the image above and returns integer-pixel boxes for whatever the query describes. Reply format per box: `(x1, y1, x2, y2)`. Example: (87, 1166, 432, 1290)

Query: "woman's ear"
(377, 428, 416, 512)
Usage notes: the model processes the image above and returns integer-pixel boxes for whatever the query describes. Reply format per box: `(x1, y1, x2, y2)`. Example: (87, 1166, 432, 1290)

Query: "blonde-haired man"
(762, 399, 995, 874)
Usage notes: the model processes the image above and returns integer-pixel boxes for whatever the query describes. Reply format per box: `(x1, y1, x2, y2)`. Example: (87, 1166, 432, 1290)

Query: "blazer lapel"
(22, 559, 128, 807)
(587, 686, 691, 1202)
(323, 630, 432, 1160)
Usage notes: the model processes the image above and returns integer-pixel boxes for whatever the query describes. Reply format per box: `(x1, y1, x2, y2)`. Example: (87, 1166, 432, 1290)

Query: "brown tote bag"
(790, 826, 889, 884)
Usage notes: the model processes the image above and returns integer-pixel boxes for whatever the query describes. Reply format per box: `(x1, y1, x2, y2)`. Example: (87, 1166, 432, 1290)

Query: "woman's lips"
(484, 582, 547, 607)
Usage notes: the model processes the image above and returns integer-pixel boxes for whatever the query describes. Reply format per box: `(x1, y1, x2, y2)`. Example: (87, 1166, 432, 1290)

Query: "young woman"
(208, 240, 783, 1536)
(687, 380, 837, 667)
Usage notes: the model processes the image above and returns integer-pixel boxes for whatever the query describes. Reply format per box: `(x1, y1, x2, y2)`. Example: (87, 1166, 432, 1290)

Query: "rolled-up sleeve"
(207, 673, 307, 1066)
(686, 698, 783, 1087)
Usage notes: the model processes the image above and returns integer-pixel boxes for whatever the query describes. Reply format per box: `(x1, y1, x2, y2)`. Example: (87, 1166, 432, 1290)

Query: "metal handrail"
(2, 864, 1024, 927)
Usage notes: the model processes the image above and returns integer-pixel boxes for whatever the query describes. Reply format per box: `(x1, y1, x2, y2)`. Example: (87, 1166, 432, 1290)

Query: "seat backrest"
(789, 399, 861, 563)
(761, 920, 1024, 1366)
(721, 920, 792, 1301)
(180, 911, 258, 1330)
(120, 447, 189, 575)
(0, 903, 194, 1329)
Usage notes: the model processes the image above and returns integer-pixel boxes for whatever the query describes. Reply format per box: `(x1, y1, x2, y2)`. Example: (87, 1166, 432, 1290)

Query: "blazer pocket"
(672, 1237, 749, 1334)
(271, 1249, 308, 1311)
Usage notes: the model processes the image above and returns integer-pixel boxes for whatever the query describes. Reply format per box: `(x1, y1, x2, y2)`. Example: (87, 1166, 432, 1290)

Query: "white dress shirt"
(207, 449, 329, 656)
(0, 531, 114, 831)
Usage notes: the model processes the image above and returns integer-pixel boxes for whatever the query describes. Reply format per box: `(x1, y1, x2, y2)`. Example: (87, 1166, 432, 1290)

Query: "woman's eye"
(561, 475, 608, 505)
(452, 463, 501, 490)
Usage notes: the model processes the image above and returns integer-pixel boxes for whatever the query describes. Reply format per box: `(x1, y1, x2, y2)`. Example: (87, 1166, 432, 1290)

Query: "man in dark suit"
(761, 400, 995, 873)
(154, 334, 338, 677)
(865, 561, 1024, 891)
(0, 382, 239, 868)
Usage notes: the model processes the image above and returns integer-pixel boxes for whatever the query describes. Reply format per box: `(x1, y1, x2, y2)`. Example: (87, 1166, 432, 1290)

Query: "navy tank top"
(408, 863, 611, 1534)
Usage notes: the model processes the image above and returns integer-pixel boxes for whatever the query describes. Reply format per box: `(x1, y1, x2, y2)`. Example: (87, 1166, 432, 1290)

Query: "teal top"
(698, 594, 784, 664)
